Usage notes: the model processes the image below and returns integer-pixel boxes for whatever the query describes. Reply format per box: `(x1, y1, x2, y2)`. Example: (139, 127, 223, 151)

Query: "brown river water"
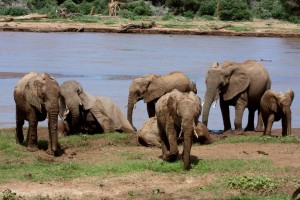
(0, 32, 299, 131)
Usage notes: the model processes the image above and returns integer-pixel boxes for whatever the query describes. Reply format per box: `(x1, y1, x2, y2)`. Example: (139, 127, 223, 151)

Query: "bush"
(121, 1, 153, 16)
(218, 0, 252, 21)
(59, 0, 80, 13)
(25, 0, 57, 12)
(161, 12, 175, 20)
(78, 2, 93, 15)
(255, 0, 287, 20)
(92, 0, 110, 15)
(183, 10, 195, 18)
(198, 0, 217, 16)
(0, 7, 29, 16)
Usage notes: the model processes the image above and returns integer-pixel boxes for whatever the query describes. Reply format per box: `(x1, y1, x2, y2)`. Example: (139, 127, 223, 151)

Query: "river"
(0, 32, 299, 131)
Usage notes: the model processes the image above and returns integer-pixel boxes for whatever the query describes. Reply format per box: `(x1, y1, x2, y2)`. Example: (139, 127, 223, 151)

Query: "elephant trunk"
(127, 93, 137, 130)
(46, 102, 59, 155)
(65, 97, 82, 133)
(202, 89, 217, 127)
(181, 121, 195, 170)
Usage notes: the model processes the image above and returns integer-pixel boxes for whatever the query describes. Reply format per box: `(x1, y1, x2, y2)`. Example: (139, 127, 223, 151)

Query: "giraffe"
(108, 0, 125, 17)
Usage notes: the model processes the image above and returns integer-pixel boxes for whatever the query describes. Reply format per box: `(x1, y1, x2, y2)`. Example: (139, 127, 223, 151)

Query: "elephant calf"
(59, 80, 136, 135)
(138, 117, 213, 148)
(260, 89, 294, 136)
(155, 89, 201, 170)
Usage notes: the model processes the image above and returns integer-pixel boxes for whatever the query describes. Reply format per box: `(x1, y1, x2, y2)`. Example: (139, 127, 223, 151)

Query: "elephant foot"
(235, 129, 245, 135)
(46, 149, 56, 156)
(255, 127, 264, 132)
(222, 129, 233, 134)
(27, 146, 39, 152)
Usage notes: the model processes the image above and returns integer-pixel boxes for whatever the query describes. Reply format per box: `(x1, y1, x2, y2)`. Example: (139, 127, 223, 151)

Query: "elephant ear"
(263, 90, 278, 112)
(79, 92, 96, 110)
(167, 93, 177, 119)
(144, 76, 166, 103)
(25, 78, 43, 113)
(59, 96, 68, 119)
(223, 66, 250, 101)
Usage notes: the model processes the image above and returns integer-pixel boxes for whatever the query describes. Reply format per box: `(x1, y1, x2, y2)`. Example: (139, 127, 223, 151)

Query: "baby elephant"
(260, 89, 294, 136)
(138, 117, 213, 148)
(155, 89, 201, 170)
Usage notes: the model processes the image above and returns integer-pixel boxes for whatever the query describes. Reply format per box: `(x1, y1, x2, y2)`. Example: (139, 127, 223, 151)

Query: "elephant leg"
(264, 114, 274, 136)
(158, 124, 169, 161)
(15, 108, 24, 144)
(220, 99, 231, 133)
(245, 108, 255, 131)
(166, 125, 178, 162)
(234, 102, 246, 134)
(182, 131, 192, 170)
(255, 110, 264, 132)
(27, 116, 39, 152)
(147, 101, 156, 118)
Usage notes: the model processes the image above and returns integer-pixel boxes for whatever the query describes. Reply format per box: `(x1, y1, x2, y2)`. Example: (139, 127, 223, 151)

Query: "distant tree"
(218, 0, 252, 20)
(280, 0, 300, 15)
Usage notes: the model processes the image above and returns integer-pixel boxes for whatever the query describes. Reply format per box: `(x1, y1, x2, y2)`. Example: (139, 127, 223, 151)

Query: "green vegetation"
(0, 0, 299, 22)
(215, 135, 300, 144)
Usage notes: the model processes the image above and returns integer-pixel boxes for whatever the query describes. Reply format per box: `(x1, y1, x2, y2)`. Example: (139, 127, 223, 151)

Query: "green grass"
(225, 25, 255, 32)
(216, 135, 300, 144)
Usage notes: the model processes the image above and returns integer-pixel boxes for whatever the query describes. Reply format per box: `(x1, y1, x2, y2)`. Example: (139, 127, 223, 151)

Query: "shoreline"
(1, 21, 300, 38)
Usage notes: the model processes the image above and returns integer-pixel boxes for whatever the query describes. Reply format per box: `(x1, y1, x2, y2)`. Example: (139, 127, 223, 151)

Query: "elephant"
(127, 71, 197, 130)
(155, 89, 201, 170)
(138, 117, 213, 148)
(13, 72, 60, 155)
(202, 60, 271, 134)
(59, 80, 136, 135)
(260, 89, 294, 136)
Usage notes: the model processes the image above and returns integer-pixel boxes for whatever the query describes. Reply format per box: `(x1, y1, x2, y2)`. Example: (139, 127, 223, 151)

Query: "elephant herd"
(13, 59, 295, 170)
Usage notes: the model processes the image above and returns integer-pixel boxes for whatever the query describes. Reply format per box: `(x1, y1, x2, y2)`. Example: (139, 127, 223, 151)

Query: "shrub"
(183, 10, 195, 18)
(25, 0, 57, 12)
(92, 0, 110, 15)
(218, 0, 252, 21)
(0, 7, 29, 16)
(78, 2, 93, 15)
(59, 0, 80, 13)
(198, 0, 218, 16)
(255, 0, 287, 20)
(161, 12, 175, 20)
(121, 1, 153, 16)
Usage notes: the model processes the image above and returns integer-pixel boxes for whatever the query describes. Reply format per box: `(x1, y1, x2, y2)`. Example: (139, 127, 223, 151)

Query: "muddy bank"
(1, 21, 299, 38)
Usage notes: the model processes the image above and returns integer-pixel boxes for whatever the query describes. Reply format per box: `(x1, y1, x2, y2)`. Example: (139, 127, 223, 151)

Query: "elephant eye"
(76, 88, 81, 94)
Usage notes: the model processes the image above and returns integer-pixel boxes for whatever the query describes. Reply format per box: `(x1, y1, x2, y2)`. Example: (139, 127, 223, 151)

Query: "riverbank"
(0, 16, 300, 38)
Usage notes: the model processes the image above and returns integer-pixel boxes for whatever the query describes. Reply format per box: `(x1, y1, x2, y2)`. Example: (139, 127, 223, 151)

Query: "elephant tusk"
(213, 99, 218, 108)
(134, 104, 137, 109)
(179, 129, 183, 138)
(194, 130, 199, 138)
(201, 100, 205, 107)
(125, 105, 128, 108)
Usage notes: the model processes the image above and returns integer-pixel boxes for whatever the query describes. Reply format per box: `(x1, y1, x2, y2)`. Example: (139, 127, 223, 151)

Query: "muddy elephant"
(127, 71, 197, 130)
(202, 60, 271, 134)
(13, 72, 60, 155)
(155, 89, 201, 170)
(260, 89, 294, 136)
(138, 117, 213, 148)
(59, 80, 136, 135)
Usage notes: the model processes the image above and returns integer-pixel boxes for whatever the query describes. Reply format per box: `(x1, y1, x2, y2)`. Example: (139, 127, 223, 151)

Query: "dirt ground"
(0, 17, 299, 37)
(0, 127, 300, 200)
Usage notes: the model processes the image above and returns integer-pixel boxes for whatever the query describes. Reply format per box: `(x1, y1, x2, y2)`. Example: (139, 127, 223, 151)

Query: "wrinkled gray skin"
(202, 60, 271, 134)
(127, 71, 197, 130)
(155, 89, 201, 170)
(260, 89, 294, 136)
(59, 80, 136, 135)
(14, 72, 60, 155)
(138, 117, 213, 148)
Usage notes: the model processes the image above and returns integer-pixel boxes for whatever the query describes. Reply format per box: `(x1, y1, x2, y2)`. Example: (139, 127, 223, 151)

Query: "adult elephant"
(260, 89, 294, 136)
(59, 80, 136, 135)
(127, 71, 197, 130)
(155, 89, 201, 170)
(202, 60, 271, 134)
(13, 72, 60, 155)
